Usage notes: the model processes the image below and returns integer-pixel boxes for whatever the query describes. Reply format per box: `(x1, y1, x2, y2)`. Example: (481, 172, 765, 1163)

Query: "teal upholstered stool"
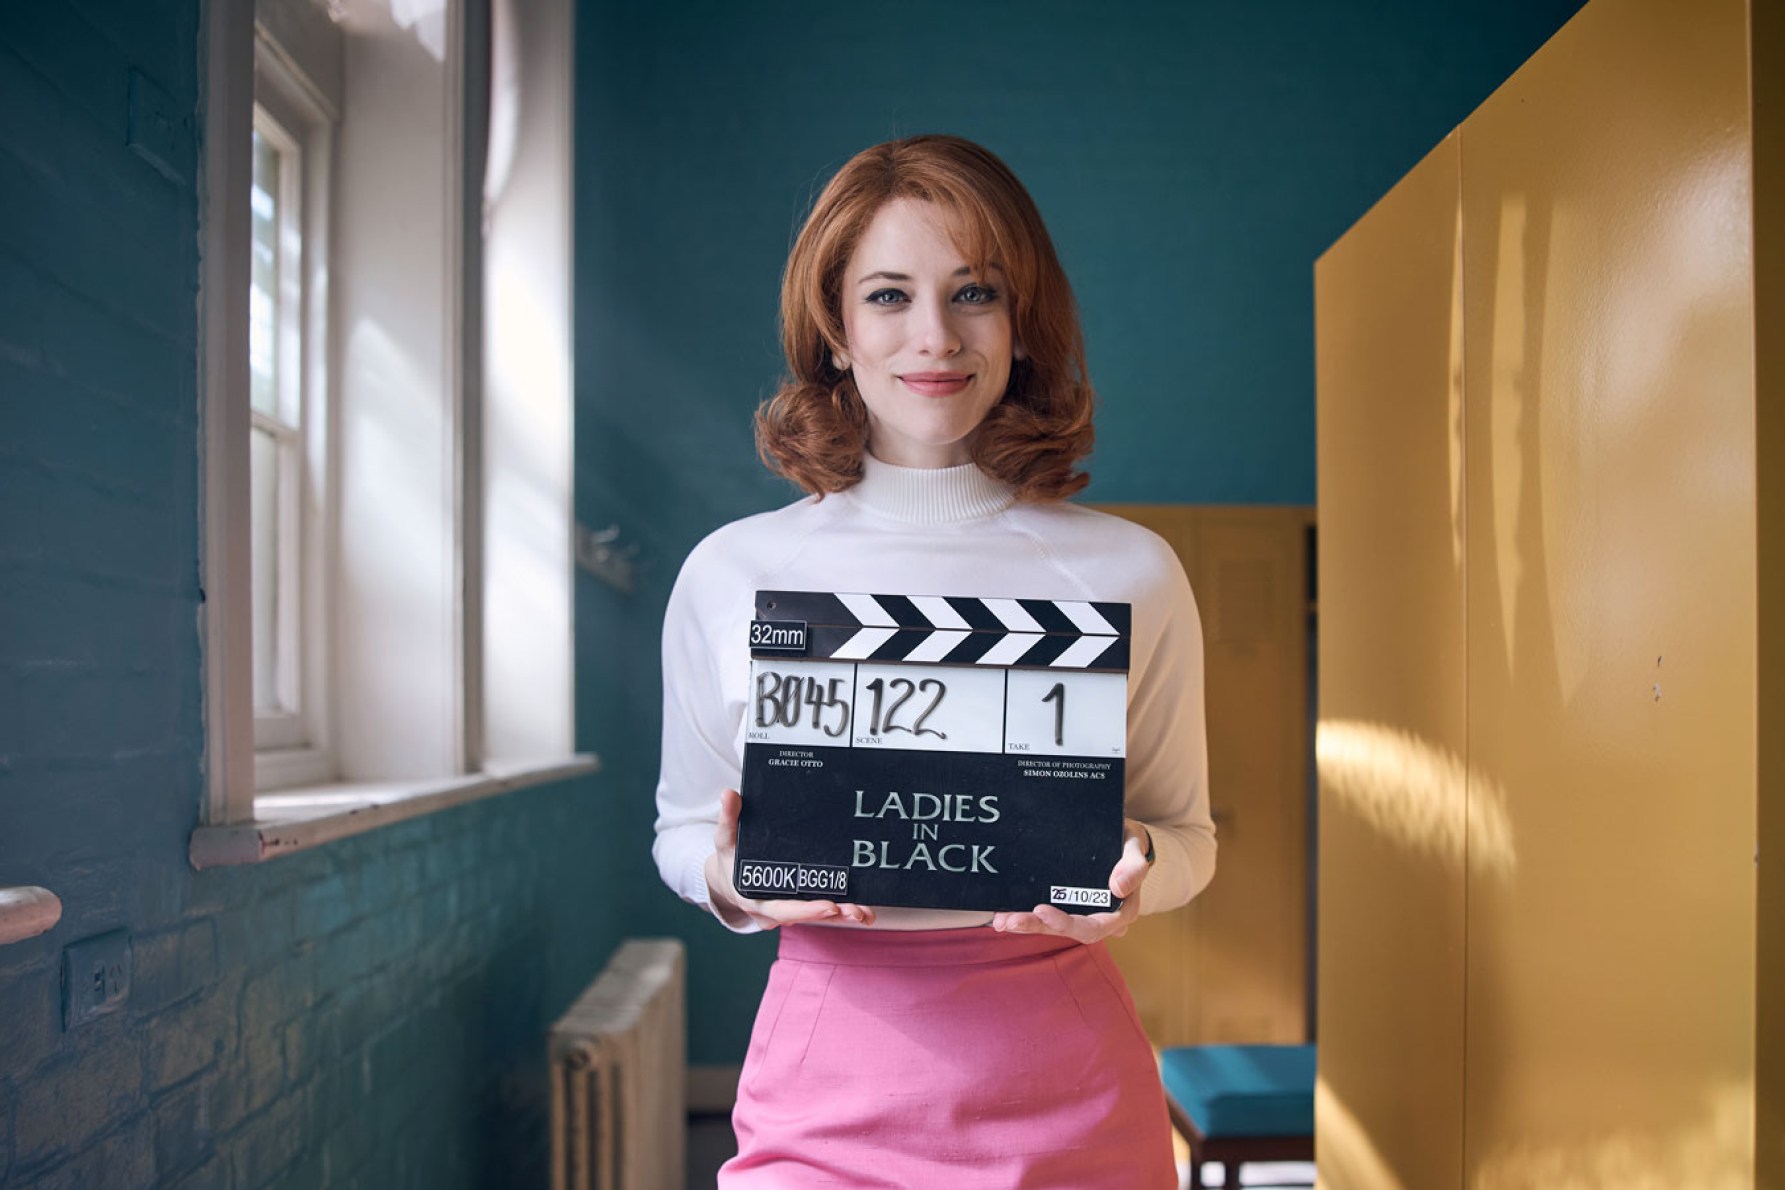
(1160, 1044, 1316, 1188)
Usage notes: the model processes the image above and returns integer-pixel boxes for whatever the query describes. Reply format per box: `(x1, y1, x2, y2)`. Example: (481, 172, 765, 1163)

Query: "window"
(194, 0, 587, 865)
(248, 117, 296, 722)
(247, 71, 333, 788)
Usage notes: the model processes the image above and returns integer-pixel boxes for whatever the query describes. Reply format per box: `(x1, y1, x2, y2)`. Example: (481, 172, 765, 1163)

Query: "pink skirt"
(720, 925, 1177, 1189)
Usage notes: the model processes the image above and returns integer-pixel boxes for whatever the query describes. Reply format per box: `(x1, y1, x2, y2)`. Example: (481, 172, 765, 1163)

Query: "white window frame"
(194, 0, 591, 866)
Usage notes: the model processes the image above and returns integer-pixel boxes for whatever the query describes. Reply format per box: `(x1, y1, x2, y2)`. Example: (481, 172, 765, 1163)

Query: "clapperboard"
(734, 590, 1131, 914)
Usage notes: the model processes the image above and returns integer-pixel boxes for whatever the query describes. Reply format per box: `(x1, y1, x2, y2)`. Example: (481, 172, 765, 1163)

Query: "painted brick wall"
(0, 3, 646, 1186)
(2, 799, 631, 1189)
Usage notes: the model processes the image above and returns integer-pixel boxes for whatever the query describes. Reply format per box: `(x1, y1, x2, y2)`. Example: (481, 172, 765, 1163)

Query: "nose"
(914, 294, 961, 358)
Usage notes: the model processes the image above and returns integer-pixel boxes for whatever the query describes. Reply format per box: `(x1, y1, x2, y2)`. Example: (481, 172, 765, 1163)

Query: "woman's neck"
(849, 453, 1015, 524)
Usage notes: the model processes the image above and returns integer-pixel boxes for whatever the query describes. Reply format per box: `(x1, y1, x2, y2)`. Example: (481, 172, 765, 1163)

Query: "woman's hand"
(990, 819, 1152, 944)
(706, 788, 877, 930)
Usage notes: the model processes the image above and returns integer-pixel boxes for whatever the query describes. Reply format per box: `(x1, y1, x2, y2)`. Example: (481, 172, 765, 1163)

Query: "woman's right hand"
(706, 788, 877, 930)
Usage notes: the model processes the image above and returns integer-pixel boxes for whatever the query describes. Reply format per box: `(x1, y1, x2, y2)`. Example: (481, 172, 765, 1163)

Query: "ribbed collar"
(849, 453, 1016, 524)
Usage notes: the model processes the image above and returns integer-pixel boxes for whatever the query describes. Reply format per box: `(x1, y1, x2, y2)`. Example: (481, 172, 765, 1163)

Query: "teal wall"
(576, 0, 1587, 1065)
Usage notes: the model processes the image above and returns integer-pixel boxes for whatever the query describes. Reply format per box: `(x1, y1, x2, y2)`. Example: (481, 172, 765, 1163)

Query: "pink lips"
(900, 372, 972, 396)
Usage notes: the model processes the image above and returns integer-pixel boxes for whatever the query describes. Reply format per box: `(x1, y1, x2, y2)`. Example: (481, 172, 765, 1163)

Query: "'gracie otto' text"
(852, 789, 999, 873)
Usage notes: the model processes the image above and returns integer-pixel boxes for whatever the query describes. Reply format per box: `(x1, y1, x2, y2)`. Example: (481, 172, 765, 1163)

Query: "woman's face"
(839, 198, 1014, 469)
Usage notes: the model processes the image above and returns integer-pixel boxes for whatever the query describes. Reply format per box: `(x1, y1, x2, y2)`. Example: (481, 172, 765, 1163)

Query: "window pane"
(250, 127, 280, 418)
(251, 424, 282, 712)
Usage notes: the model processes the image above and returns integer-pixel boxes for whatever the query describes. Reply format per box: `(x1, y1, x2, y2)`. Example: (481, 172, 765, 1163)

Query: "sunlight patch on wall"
(1487, 193, 1530, 679)
(1315, 1077, 1408, 1190)
(1316, 718, 1517, 878)
(1471, 1081, 1753, 1189)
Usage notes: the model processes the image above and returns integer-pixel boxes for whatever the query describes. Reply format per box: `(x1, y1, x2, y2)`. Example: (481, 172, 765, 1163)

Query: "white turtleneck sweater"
(652, 455, 1217, 932)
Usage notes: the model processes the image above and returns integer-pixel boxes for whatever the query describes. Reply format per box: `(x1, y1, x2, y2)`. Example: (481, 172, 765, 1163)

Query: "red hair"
(755, 135, 1095, 501)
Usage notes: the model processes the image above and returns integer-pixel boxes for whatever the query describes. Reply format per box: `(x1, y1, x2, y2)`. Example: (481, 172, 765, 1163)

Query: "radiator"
(550, 938, 687, 1190)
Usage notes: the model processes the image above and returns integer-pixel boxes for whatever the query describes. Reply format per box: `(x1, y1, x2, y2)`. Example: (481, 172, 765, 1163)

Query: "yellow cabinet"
(1099, 504, 1314, 1050)
(1316, 0, 1781, 1185)
(1314, 130, 1469, 1190)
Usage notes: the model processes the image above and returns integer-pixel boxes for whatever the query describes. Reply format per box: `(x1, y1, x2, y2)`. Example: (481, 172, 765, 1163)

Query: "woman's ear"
(832, 352, 850, 371)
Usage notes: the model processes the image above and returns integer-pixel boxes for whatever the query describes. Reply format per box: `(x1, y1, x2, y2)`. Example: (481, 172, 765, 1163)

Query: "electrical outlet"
(63, 929, 131, 1030)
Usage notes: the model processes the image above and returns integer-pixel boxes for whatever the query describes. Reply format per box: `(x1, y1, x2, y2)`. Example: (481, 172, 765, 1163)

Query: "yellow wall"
(1313, 133, 1468, 1190)
(1316, 0, 1770, 1185)
(1459, 0, 1756, 1181)
(1753, 0, 1784, 1182)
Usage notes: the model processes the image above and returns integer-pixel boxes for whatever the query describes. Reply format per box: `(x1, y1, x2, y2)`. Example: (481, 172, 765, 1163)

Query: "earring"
(1013, 344, 1028, 361)
(832, 352, 850, 371)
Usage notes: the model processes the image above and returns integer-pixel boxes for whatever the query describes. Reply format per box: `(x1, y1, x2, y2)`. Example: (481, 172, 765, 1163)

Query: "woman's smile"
(900, 371, 974, 396)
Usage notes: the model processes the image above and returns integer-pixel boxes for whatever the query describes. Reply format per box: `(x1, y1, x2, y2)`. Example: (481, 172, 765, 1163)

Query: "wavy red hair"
(755, 135, 1095, 501)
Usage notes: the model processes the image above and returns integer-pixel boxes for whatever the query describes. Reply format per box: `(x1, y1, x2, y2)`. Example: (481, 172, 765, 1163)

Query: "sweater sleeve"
(1124, 543, 1218, 916)
(651, 537, 763, 934)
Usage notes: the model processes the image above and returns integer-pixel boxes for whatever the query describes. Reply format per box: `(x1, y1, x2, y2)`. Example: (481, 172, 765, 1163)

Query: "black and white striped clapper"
(737, 587, 1132, 916)
(750, 590, 1130, 673)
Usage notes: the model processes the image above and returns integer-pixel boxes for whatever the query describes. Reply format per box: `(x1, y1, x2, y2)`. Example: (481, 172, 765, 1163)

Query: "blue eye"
(865, 289, 908, 306)
(956, 284, 999, 305)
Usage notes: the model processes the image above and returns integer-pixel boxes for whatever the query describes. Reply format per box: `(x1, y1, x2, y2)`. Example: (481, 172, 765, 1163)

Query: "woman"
(653, 134, 1216, 1188)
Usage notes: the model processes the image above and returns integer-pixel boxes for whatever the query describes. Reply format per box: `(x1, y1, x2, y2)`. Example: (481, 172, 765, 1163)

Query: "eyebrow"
(855, 265, 996, 286)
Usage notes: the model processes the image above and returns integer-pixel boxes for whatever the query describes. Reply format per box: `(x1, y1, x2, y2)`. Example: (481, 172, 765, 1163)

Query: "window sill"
(255, 743, 336, 791)
(187, 753, 600, 868)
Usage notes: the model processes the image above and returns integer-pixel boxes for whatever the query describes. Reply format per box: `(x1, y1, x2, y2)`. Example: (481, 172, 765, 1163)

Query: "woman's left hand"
(990, 819, 1153, 944)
